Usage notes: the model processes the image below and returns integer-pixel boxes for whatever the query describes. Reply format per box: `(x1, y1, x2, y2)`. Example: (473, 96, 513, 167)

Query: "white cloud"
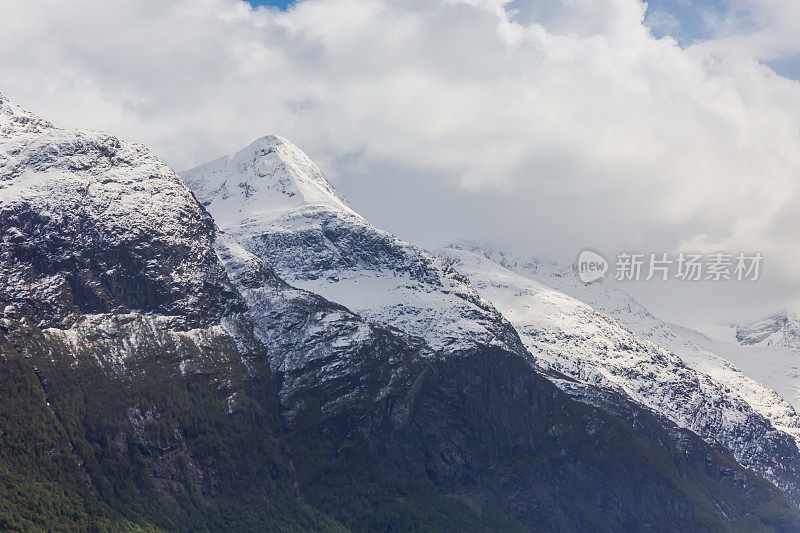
(1, 0, 800, 326)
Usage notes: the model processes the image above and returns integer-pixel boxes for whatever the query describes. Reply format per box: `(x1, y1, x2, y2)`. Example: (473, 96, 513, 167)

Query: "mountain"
(674, 321, 800, 418)
(181, 135, 525, 357)
(684, 313, 800, 414)
(481, 249, 800, 419)
(491, 247, 800, 430)
(439, 243, 800, 504)
(448, 244, 800, 428)
(734, 313, 800, 351)
(0, 91, 334, 530)
(182, 133, 800, 524)
(2, 95, 800, 531)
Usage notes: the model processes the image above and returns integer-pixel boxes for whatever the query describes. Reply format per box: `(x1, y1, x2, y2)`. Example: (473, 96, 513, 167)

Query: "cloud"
(1, 0, 800, 327)
(645, 8, 682, 38)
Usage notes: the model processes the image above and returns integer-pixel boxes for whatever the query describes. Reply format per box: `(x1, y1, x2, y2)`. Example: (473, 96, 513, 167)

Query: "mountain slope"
(182, 136, 525, 357)
(440, 243, 800, 505)
(456, 244, 800, 432)
(0, 92, 342, 530)
(675, 324, 800, 420)
(734, 313, 800, 352)
(699, 313, 800, 411)
(2, 96, 800, 530)
(0, 95, 242, 329)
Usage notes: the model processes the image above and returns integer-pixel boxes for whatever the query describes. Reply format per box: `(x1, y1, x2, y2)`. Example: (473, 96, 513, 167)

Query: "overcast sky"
(2, 0, 800, 331)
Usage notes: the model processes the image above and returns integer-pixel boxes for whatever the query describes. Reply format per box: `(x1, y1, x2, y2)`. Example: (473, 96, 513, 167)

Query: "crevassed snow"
(731, 313, 800, 352)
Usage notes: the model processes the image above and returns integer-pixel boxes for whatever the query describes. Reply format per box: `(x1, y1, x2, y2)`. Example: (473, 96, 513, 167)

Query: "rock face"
(0, 93, 313, 530)
(212, 232, 433, 421)
(182, 133, 800, 506)
(2, 96, 800, 531)
(0, 93, 241, 329)
(439, 243, 800, 505)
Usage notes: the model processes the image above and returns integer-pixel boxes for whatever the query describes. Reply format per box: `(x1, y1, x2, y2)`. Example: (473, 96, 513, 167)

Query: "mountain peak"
(0, 93, 237, 327)
(0, 93, 53, 142)
(734, 312, 800, 351)
(181, 135, 355, 230)
(184, 140, 530, 356)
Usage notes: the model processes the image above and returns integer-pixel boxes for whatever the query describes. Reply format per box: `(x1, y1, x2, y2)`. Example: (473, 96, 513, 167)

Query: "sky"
(247, 0, 293, 9)
(1, 0, 800, 331)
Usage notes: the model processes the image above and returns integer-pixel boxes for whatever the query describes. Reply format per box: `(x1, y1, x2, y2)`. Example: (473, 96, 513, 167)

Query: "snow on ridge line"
(442, 243, 800, 428)
(0, 93, 54, 150)
(0, 95, 207, 238)
(438, 244, 800, 499)
(441, 243, 800, 437)
(181, 134, 357, 230)
(182, 135, 529, 358)
(0, 94, 250, 329)
(732, 312, 800, 352)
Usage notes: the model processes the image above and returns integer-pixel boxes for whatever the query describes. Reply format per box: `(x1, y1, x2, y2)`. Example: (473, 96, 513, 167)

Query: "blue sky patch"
(644, 0, 730, 43)
(246, 0, 293, 10)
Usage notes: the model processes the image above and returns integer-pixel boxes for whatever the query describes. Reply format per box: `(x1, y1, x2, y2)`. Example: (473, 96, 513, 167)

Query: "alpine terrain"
(2, 94, 800, 531)
(438, 244, 800, 504)
(683, 313, 800, 417)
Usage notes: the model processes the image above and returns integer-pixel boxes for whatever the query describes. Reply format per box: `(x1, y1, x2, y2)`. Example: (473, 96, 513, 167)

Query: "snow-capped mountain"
(3, 94, 800, 529)
(0, 92, 431, 420)
(453, 243, 800, 427)
(181, 134, 800, 505)
(0, 91, 452, 528)
(439, 243, 800, 503)
(517, 249, 800, 428)
(181, 135, 525, 357)
(676, 323, 800, 418)
(733, 313, 800, 352)
(0, 93, 244, 331)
